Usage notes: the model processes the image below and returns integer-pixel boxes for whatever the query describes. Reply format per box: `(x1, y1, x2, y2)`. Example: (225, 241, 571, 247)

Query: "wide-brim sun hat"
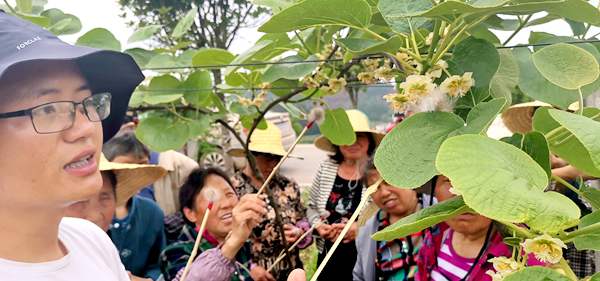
(501, 101, 579, 134)
(99, 154, 167, 206)
(228, 121, 300, 158)
(0, 11, 144, 142)
(314, 109, 385, 153)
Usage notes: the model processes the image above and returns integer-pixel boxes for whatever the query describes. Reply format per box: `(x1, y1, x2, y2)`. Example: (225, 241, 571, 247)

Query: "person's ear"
(183, 207, 198, 223)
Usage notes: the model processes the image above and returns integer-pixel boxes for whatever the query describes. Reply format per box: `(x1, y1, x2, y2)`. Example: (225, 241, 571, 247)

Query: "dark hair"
(179, 167, 234, 214)
(330, 133, 377, 164)
(361, 158, 377, 187)
(101, 170, 117, 196)
(102, 132, 149, 161)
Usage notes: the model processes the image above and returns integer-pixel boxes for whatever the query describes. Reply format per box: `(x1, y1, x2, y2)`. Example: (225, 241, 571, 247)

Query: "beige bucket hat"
(228, 121, 299, 158)
(314, 109, 385, 153)
(501, 101, 579, 133)
(100, 154, 167, 206)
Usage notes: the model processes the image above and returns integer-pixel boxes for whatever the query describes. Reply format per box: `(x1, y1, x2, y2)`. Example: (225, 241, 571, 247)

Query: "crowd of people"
(0, 10, 597, 281)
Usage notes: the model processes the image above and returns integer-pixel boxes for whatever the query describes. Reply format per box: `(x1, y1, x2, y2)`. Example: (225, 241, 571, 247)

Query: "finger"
(266, 272, 276, 281)
(287, 269, 306, 281)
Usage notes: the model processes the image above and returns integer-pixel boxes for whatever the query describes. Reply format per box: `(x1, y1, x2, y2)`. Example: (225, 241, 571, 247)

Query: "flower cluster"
(321, 77, 347, 94)
(523, 234, 567, 264)
(485, 257, 522, 281)
(357, 59, 396, 85)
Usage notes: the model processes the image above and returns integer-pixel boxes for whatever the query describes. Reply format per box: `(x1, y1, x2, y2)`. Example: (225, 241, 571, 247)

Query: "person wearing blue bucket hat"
(0, 10, 143, 281)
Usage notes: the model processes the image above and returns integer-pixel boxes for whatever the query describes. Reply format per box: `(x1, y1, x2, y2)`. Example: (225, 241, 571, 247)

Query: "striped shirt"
(430, 230, 475, 281)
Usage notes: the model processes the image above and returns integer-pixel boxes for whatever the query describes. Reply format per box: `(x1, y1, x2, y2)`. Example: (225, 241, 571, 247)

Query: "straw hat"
(100, 155, 167, 206)
(501, 101, 580, 134)
(314, 109, 385, 153)
(228, 121, 297, 158)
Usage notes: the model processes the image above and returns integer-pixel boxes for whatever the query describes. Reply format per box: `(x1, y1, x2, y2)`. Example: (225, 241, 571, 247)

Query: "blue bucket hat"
(0, 10, 144, 142)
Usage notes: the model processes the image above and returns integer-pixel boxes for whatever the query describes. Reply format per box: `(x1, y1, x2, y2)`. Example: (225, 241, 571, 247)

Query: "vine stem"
(362, 27, 387, 41)
(577, 87, 584, 115)
(499, 221, 534, 239)
(562, 221, 600, 242)
(558, 258, 578, 281)
(502, 14, 533, 46)
(2, 0, 17, 14)
(552, 174, 584, 198)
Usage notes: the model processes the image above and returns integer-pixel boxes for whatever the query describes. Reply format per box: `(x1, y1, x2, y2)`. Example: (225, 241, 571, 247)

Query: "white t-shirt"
(0, 217, 129, 281)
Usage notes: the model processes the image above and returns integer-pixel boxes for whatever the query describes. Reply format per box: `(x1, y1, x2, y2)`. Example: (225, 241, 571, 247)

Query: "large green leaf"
(145, 53, 177, 71)
(449, 37, 500, 89)
(521, 131, 551, 179)
(591, 272, 600, 281)
(319, 109, 356, 146)
(16, 0, 32, 13)
(489, 49, 518, 107)
(376, 99, 504, 189)
(572, 211, 600, 251)
(136, 115, 189, 152)
(252, 0, 295, 11)
(436, 135, 580, 232)
(581, 184, 600, 210)
(534, 108, 600, 177)
(336, 36, 403, 56)
(181, 71, 213, 107)
(172, 8, 197, 38)
(532, 43, 600, 90)
(16, 13, 50, 27)
(76, 28, 121, 51)
(174, 49, 197, 67)
(377, 0, 432, 33)
(41, 8, 82, 35)
(372, 197, 470, 241)
(503, 266, 571, 281)
(144, 75, 183, 105)
(258, 0, 372, 33)
(128, 25, 161, 43)
(192, 48, 235, 69)
(225, 34, 291, 74)
(124, 48, 156, 68)
(262, 55, 318, 83)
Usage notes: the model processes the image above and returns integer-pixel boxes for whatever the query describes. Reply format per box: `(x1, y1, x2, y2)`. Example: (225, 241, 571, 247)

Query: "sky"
(30, 0, 599, 54)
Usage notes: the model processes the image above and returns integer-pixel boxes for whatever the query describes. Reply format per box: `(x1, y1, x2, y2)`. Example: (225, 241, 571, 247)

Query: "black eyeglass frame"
(0, 92, 112, 134)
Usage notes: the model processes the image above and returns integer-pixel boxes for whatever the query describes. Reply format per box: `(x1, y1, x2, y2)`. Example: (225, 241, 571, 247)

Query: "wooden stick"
(267, 221, 324, 273)
(309, 179, 382, 281)
(257, 122, 313, 195)
(180, 202, 213, 281)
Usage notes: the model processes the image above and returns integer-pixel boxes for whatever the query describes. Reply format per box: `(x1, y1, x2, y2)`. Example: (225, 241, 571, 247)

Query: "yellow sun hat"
(228, 121, 299, 158)
(314, 109, 385, 153)
(99, 154, 167, 206)
(501, 101, 580, 134)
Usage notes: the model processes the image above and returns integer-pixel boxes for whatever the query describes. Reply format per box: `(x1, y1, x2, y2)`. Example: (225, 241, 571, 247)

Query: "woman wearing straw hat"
(307, 109, 384, 280)
(228, 122, 312, 281)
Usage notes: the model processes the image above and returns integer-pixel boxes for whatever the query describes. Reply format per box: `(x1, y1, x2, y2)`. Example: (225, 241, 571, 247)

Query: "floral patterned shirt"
(233, 172, 311, 280)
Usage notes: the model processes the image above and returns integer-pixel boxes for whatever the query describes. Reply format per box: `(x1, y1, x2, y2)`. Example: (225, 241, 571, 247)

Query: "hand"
(284, 224, 302, 244)
(330, 223, 345, 241)
(342, 222, 358, 243)
(229, 194, 268, 245)
(250, 266, 276, 281)
(127, 272, 152, 281)
(316, 224, 334, 240)
(287, 269, 306, 281)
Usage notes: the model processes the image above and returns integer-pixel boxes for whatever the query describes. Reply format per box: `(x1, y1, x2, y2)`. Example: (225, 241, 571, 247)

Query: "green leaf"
(241, 114, 268, 130)
(172, 8, 197, 38)
(124, 48, 156, 68)
(146, 53, 177, 71)
(144, 75, 183, 105)
(319, 109, 356, 146)
(136, 116, 189, 152)
(262, 55, 319, 83)
(258, 0, 372, 33)
(534, 108, 600, 177)
(377, 0, 432, 33)
(591, 272, 600, 281)
(436, 135, 580, 232)
(501, 133, 524, 148)
(460, 98, 506, 134)
(225, 34, 291, 75)
(572, 211, 600, 251)
(336, 35, 403, 56)
(468, 24, 501, 45)
(129, 89, 145, 108)
(532, 43, 600, 90)
(16, 13, 50, 27)
(41, 8, 82, 35)
(450, 37, 500, 89)
(16, 0, 32, 13)
(192, 48, 235, 69)
(252, 0, 295, 11)
(76, 28, 121, 52)
(128, 25, 161, 43)
(529, 31, 556, 44)
(566, 19, 586, 37)
(581, 184, 600, 210)
(372, 197, 470, 241)
(375, 112, 465, 188)
(181, 71, 213, 107)
(175, 49, 197, 67)
(503, 266, 571, 281)
(489, 49, 518, 107)
(521, 131, 551, 179)
(187, 117, 213, 138)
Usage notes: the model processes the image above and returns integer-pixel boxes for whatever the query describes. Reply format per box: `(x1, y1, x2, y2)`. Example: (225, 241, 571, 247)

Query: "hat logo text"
(16, 36, 42, 50)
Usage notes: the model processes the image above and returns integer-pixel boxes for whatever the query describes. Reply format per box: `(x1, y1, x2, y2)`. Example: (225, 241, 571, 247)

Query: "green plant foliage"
(127, 24, 161, 43)
(41, 8, 82, 35)
(521, 131, 551, 179)
(319, 109, 356, 146)
(145, 53, 177, 71)
(336, 36, 403, 56)
(136, 115, 189, 152)
(76, 28, 121, 51)
(489, 49, 518, 107)
(377, 0, 432, 33)
(172, 8, 198, 38)
(503, 266, 571, 281)
(124, 48, 156, 68)
(225, 34, 291, 74)
(258, 0, 372, 33)
(192, 48, 236, 69)
(181, 71, 213, 107)
(262, 55, 319, 83)
(372, 196, 470, 241)
(572, 211, 600, 251)
(581, 184, 600, 210)
(449, 37, 500, 90)
(533, 108, 600, 177)
(436, 135, 580, 233)
(532, 43, 600, 90)
(143, 75, 183, 105)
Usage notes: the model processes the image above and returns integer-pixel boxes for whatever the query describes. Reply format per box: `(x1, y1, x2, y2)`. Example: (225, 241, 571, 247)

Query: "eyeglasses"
(0, 92, 111, 134)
